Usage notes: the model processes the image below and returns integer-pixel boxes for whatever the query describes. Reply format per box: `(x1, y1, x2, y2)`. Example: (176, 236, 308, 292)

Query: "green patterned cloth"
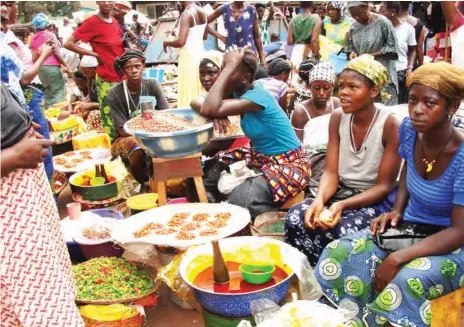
(96, 75, 117, 140)
(315, 229, 464, 327)
(38, 65, 66, 108)
(259, 20, 271, 45)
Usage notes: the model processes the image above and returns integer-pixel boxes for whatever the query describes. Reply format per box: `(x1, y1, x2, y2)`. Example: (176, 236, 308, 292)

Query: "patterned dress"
(1, 165, 84, 327)
(221, 3, 258, 52)
(345, 15, 399, 105)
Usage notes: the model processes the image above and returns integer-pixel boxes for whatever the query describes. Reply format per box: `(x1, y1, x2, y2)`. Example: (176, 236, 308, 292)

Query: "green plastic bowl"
(239, 264, 275, 285)
(69, 171, 118, 201)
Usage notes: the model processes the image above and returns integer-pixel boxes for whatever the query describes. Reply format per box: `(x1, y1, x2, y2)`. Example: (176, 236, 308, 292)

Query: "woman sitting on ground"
(291, 61, 340, 151)
(197, 46, 311, 218)
(315, 62, 464, 327)
(107, 50, 169, 183)
(285, 55, 401, 266)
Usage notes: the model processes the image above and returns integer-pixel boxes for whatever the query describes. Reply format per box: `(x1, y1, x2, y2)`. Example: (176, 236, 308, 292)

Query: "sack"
(374, 222, 444, 252)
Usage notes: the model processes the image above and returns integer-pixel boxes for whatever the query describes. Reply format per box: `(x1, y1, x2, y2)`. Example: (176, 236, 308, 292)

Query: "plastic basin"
(124, 108, 214, 158)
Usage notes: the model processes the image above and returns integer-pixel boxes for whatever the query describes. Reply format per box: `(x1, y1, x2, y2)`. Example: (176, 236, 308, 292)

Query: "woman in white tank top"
(163, 2, 207, 107)
(285, 55, 401, 266)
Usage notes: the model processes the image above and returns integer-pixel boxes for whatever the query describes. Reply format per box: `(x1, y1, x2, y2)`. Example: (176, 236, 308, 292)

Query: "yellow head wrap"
(407, 62, 464, 101)
(345, 54, 389, 89)
(202, 51, 224, 70)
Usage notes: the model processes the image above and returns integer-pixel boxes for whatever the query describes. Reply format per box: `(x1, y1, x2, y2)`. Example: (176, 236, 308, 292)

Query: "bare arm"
(341, 116, 401, 210)
(163, 12, 190, 49)
(253, 11, 265, 64)
(290, 103, 309, 142)
(206, 5, 227, 42)
(406, 45, 417, 71)
(315, 110, 343, 204)
(441, 1, 462, 29)
(416, 26, 426, 66)
(22, 45, 54, 85)
(310, 16, 322, 57)
(267, 1, 276, 21)
(65, 35, 98, 58)
(287, 20, 294, 45)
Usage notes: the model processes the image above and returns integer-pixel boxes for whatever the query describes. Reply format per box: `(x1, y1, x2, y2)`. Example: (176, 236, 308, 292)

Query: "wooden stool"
(431, 288, 464, 326)
(150, 153, 208, 206)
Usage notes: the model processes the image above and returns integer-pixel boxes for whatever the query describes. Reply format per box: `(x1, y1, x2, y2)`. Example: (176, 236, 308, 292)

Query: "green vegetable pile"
(73, 257, 154, 301)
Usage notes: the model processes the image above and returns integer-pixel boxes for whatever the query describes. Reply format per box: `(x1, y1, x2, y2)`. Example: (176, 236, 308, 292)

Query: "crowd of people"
(1, 1, 464, 326)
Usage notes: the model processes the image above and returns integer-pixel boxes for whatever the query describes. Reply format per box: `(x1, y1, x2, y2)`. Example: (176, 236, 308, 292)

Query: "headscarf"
(80, 55, 98, 68)
(345, 54, 388, 89)
(266, 49, 287, 64)
(346, 1, 368, 9)
(201, 50, 223, 70)
(268, 58, 291, 76)
(407, 62, 464, 101)
(298, 58, 320, 82)
(308, 62, 336, 85)
(32, 13, 49, 30)
(114, 1, 132, 12)
(328, 1, 347, 19)
(114, 50, 145, 77)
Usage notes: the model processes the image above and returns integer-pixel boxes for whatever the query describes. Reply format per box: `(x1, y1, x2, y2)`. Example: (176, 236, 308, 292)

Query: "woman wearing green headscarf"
(285, 54, 401, 267)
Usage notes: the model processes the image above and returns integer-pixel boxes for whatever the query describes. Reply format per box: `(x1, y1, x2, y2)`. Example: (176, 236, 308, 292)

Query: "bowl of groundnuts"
(124, 108, 214, 158)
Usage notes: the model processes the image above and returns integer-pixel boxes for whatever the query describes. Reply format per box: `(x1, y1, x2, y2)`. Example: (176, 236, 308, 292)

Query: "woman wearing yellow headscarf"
(314, 62, 464, 327)
(285, 54, 401, 266)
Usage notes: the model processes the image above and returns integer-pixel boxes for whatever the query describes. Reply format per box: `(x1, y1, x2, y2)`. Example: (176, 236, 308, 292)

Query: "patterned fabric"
(323, 16, 353, 46)
(32, 13, 49, 30)
(284, 196, 381, 266)
(308, 62, 336, 85)
(38, 65, 66, 109)
(221, 4, 258, 52)
(316, 229, 464, 327)
(1, 165, 84, 327)
(96, 75, 118, 140)
(217, 146, 311, 204)
(346, 54, 388, 89)
(346, 1, 369, 8)
(85, 110, 104, 132)
(0, 33, 26, 109)
(111, 136, 141, 163)
(345, 15, 399, 105)
(406, 62, 464, 101)
(259, 19, 271, 45)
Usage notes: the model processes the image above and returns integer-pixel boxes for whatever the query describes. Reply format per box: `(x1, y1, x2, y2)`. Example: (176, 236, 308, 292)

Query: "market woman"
(163, 1, 207, 108)
(315, 62, 464, 327)
(65, 1, 124, 140)
(287, 1, 322, 68)
(285, 55, 401, 266)
(1, 82, 83, 326)
(198, 46, 311, 218)
(322, 1, 353, 46)
(345, 1, 399, 105)
(30, 13, 69, 109)
(108, 50, 169, 184)
(207, 1, 266, 65)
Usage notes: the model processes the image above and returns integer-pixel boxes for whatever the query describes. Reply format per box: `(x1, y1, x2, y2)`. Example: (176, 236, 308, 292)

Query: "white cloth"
(450, 25, 464, 70)
(394, 22, 417, 71)
(58, 25, 74, 43)
(183, 9, 207, 51)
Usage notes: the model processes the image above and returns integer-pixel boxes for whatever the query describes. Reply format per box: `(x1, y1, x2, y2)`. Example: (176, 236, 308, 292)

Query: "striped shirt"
(399, 118, 464, 227)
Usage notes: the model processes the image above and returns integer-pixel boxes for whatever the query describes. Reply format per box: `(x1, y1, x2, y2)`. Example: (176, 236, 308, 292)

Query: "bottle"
(100, 164, 109, 184)
(212, 240, 230, 285)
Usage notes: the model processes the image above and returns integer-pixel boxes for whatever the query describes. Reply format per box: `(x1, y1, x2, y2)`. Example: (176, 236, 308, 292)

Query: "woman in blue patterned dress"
(207, 2, 265, 65)
(315, 62, 464, 327)
(285, 55, 401, 266)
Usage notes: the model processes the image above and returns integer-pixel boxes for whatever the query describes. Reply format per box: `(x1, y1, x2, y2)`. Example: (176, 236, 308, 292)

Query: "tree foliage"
(18, 2, 80, 23)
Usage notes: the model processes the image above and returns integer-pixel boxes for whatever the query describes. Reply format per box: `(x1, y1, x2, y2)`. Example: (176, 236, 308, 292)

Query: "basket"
(250, 212, 286, 241)
(76, 264, 161, 305)
(82, 313, 144, 327)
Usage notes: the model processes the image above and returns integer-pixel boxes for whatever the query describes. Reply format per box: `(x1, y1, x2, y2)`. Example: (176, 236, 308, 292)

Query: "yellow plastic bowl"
(127, 193, 159, 213)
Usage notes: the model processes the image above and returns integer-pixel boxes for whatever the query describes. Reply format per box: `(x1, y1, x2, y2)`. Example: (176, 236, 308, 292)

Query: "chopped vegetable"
(73, 257, 154, 301)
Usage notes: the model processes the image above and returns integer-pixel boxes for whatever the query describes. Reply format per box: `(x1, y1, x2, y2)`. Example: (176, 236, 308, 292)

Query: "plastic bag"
(105, 157, 140, 198)
(186, 159, 230, 203)
(254, 301, 349, 327)
(217, 161, 262, 195)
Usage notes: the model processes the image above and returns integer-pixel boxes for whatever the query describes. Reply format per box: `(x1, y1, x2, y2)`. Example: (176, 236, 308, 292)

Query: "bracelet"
(407, 66, 413, 70)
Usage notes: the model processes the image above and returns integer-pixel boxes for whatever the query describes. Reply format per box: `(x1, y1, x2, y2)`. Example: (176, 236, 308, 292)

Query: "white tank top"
(338, 106, 392, 191)
(183, 9, 207, 50)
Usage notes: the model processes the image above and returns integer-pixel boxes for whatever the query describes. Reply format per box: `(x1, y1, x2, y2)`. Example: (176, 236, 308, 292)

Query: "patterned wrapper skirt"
(0, 165, 83, 327)
(315, 229, 464, 327)
(216, 146, 311, 204)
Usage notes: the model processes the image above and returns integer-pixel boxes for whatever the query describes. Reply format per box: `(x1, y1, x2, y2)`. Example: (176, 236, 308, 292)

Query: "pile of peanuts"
(128, 112, 198, 133)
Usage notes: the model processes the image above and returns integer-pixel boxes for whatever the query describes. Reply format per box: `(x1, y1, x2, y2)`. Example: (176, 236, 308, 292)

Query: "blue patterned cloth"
(0, 33, 26, 109)
(316, 230, 464, 327)
(221, 3, 257, 52)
